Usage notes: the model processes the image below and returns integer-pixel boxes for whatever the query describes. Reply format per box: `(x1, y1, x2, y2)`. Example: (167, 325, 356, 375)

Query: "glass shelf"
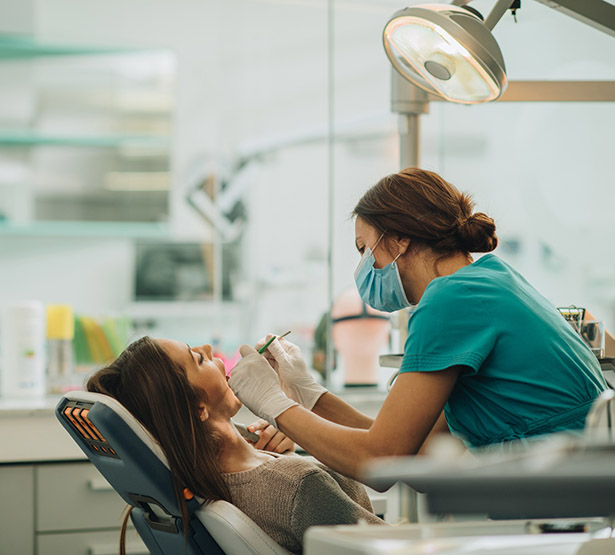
(0, 220, 170, 238)
(0, 37, 174, 235)
(0, 131, 170, 149)
(0, 35, 150, 59)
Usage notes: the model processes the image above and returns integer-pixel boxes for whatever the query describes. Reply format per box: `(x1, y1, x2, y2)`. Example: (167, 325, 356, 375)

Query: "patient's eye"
(190, 346, 204, 366)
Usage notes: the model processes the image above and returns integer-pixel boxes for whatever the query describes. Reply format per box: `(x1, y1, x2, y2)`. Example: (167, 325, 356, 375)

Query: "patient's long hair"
(86, 336, 231, 551)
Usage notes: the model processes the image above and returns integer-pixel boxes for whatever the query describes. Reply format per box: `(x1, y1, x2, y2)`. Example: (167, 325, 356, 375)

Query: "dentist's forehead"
(355, 217, 380, 241)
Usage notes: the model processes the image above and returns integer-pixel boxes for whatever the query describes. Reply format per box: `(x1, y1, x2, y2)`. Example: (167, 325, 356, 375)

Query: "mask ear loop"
(370, 233, 384, 253)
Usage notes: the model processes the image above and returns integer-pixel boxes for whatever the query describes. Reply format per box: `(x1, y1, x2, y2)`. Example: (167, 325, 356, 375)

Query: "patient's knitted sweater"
(222, 452, 386, 554)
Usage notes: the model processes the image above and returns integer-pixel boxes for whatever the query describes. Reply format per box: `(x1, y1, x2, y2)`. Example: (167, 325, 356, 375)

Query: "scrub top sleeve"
(400, 278, 496, 376)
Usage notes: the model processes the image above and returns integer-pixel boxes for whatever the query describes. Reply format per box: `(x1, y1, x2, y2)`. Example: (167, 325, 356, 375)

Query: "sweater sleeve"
(290, 469, 386, 544)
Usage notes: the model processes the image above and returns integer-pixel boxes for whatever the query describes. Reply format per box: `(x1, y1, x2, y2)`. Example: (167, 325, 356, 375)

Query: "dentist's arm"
(230, 346, 459, 482)
(275, 370, 459, 481)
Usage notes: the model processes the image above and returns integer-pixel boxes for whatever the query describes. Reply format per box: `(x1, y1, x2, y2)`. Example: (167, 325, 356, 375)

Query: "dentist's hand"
(265, 337, 327, 410)
(229, 345, 298, 428)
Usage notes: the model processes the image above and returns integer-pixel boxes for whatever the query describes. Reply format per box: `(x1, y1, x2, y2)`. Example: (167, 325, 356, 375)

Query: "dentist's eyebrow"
(186, 344, 193, 360)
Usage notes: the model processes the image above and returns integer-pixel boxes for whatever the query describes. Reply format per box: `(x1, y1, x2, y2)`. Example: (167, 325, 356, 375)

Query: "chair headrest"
(62, 390, 170, 468)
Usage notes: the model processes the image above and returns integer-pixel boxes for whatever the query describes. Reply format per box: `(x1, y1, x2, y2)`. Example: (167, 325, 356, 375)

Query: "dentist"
(230, 167, 607, 482)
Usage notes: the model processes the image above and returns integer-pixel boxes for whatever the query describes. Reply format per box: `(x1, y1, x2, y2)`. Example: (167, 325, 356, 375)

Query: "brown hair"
(353, 167, 497, 256)
(86, 336, 231, 552)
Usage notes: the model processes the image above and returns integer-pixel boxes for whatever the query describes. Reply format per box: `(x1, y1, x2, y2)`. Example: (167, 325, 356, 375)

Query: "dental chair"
(56, 391, 290, 555)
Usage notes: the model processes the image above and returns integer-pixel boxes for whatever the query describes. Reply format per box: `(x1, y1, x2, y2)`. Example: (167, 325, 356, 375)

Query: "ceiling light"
(383, 2, 509, 104)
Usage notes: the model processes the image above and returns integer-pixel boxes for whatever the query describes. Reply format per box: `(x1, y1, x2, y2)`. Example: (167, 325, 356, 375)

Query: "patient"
(86, 336, 384, 554)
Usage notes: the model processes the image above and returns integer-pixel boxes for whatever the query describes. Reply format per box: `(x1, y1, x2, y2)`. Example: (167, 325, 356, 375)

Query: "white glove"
(265, 337, 327, 410)
(229, 345, 298, 428)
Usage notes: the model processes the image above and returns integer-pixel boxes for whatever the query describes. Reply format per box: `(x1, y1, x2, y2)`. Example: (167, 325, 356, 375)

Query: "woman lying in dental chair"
(86, 336, 385, 554)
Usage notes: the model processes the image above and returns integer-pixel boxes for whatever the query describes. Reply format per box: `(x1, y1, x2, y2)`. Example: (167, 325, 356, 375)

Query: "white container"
(1, 301, 46, 398)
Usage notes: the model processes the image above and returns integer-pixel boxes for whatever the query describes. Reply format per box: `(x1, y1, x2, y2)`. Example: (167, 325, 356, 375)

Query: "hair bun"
(456, 212, 498, 253)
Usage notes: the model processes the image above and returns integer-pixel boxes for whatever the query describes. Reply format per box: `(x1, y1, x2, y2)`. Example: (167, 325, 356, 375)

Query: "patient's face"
(157, 338, 241, 418)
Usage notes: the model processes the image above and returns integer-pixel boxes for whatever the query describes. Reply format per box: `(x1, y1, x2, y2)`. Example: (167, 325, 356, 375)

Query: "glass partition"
(0, 0, 612, 398)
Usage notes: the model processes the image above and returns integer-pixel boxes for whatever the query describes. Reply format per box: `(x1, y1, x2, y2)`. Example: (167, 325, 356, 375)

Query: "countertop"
(0, 388, 387, 464)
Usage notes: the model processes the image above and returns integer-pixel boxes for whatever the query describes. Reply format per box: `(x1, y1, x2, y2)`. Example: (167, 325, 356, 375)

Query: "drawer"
(37, 462, 129, 532)
(38, 528, 148, 555)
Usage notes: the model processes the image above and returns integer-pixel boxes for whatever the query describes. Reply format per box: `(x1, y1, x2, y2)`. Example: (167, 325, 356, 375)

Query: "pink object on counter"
(222, 349, 241, 376)
(331, 287, 391, 385)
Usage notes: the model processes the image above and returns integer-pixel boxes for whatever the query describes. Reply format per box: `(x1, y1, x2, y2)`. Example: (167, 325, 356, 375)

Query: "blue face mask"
(354, 234, 411, 313)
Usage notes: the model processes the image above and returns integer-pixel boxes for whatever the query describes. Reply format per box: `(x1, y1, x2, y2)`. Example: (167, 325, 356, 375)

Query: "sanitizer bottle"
(0, 301, 46, 398)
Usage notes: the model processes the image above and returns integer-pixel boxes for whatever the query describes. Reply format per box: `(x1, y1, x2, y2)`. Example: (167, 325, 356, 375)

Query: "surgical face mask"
(354, 234, 411, 313)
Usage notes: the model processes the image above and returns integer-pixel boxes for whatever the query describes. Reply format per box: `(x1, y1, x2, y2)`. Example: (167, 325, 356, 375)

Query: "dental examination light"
(383, 1, 514, 104)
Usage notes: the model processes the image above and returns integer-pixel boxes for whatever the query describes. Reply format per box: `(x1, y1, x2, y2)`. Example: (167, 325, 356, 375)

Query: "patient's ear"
(198, 403, 209, 422)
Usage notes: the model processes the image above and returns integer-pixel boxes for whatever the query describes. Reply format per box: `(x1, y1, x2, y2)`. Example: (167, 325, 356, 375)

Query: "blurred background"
(0, 0, 613, 394)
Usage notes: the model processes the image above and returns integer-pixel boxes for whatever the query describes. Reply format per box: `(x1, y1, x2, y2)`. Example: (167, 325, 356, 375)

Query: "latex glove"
(265, 337, 327, 410)
(229, 345, 298, 428)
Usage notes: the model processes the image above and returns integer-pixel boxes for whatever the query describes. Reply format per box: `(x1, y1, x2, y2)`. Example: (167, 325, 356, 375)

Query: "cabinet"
(0, 464, 34, 554)
(0, 461, 148, 555)
(0, 36, 174, 238)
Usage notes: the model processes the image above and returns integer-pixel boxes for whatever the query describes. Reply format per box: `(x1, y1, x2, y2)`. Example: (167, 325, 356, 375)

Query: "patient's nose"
(200, 344, 213, 358)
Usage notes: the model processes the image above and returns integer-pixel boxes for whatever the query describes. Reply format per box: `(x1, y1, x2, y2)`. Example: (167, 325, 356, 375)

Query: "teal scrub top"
(399, 254, 608, 448)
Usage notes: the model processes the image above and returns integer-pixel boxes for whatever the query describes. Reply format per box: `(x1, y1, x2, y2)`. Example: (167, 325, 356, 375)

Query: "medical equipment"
(304, 520, 606, 555)
(233, 421, 260, 443)
(383, 1, 615, 106)
(258, 330, 291, 354)
(383, 2, 510, 104)
(363, 436, 615, 519)
(558, 305, 614, 368)
(56, 391, 290, 555)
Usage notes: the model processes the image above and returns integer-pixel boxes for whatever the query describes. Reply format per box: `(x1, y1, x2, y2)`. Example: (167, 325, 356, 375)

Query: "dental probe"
(258, 330, 291, 354)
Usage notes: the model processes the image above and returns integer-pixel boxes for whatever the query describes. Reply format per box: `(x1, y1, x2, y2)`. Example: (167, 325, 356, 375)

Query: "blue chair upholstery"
(56, 391, 289, 555)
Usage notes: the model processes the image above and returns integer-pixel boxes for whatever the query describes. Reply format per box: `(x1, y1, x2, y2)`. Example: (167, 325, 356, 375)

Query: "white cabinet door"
(0, 464, 34, 555)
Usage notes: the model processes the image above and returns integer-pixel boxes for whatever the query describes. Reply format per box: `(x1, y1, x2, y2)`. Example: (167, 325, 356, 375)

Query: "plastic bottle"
(46, 304, 75, 394)
(0, 301, 46, 398)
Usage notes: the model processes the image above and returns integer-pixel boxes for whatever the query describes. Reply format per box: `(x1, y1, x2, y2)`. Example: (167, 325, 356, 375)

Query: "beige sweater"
(222, 452, 386, 554)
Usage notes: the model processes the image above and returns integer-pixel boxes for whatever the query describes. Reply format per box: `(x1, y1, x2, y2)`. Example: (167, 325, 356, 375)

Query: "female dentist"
(229, 167, 608, 482)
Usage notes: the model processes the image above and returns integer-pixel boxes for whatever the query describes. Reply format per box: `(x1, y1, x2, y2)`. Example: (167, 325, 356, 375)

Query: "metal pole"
(390, 68, 429, 524)
(391, 70, 429, 171)
(325, 0, 335, 393)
